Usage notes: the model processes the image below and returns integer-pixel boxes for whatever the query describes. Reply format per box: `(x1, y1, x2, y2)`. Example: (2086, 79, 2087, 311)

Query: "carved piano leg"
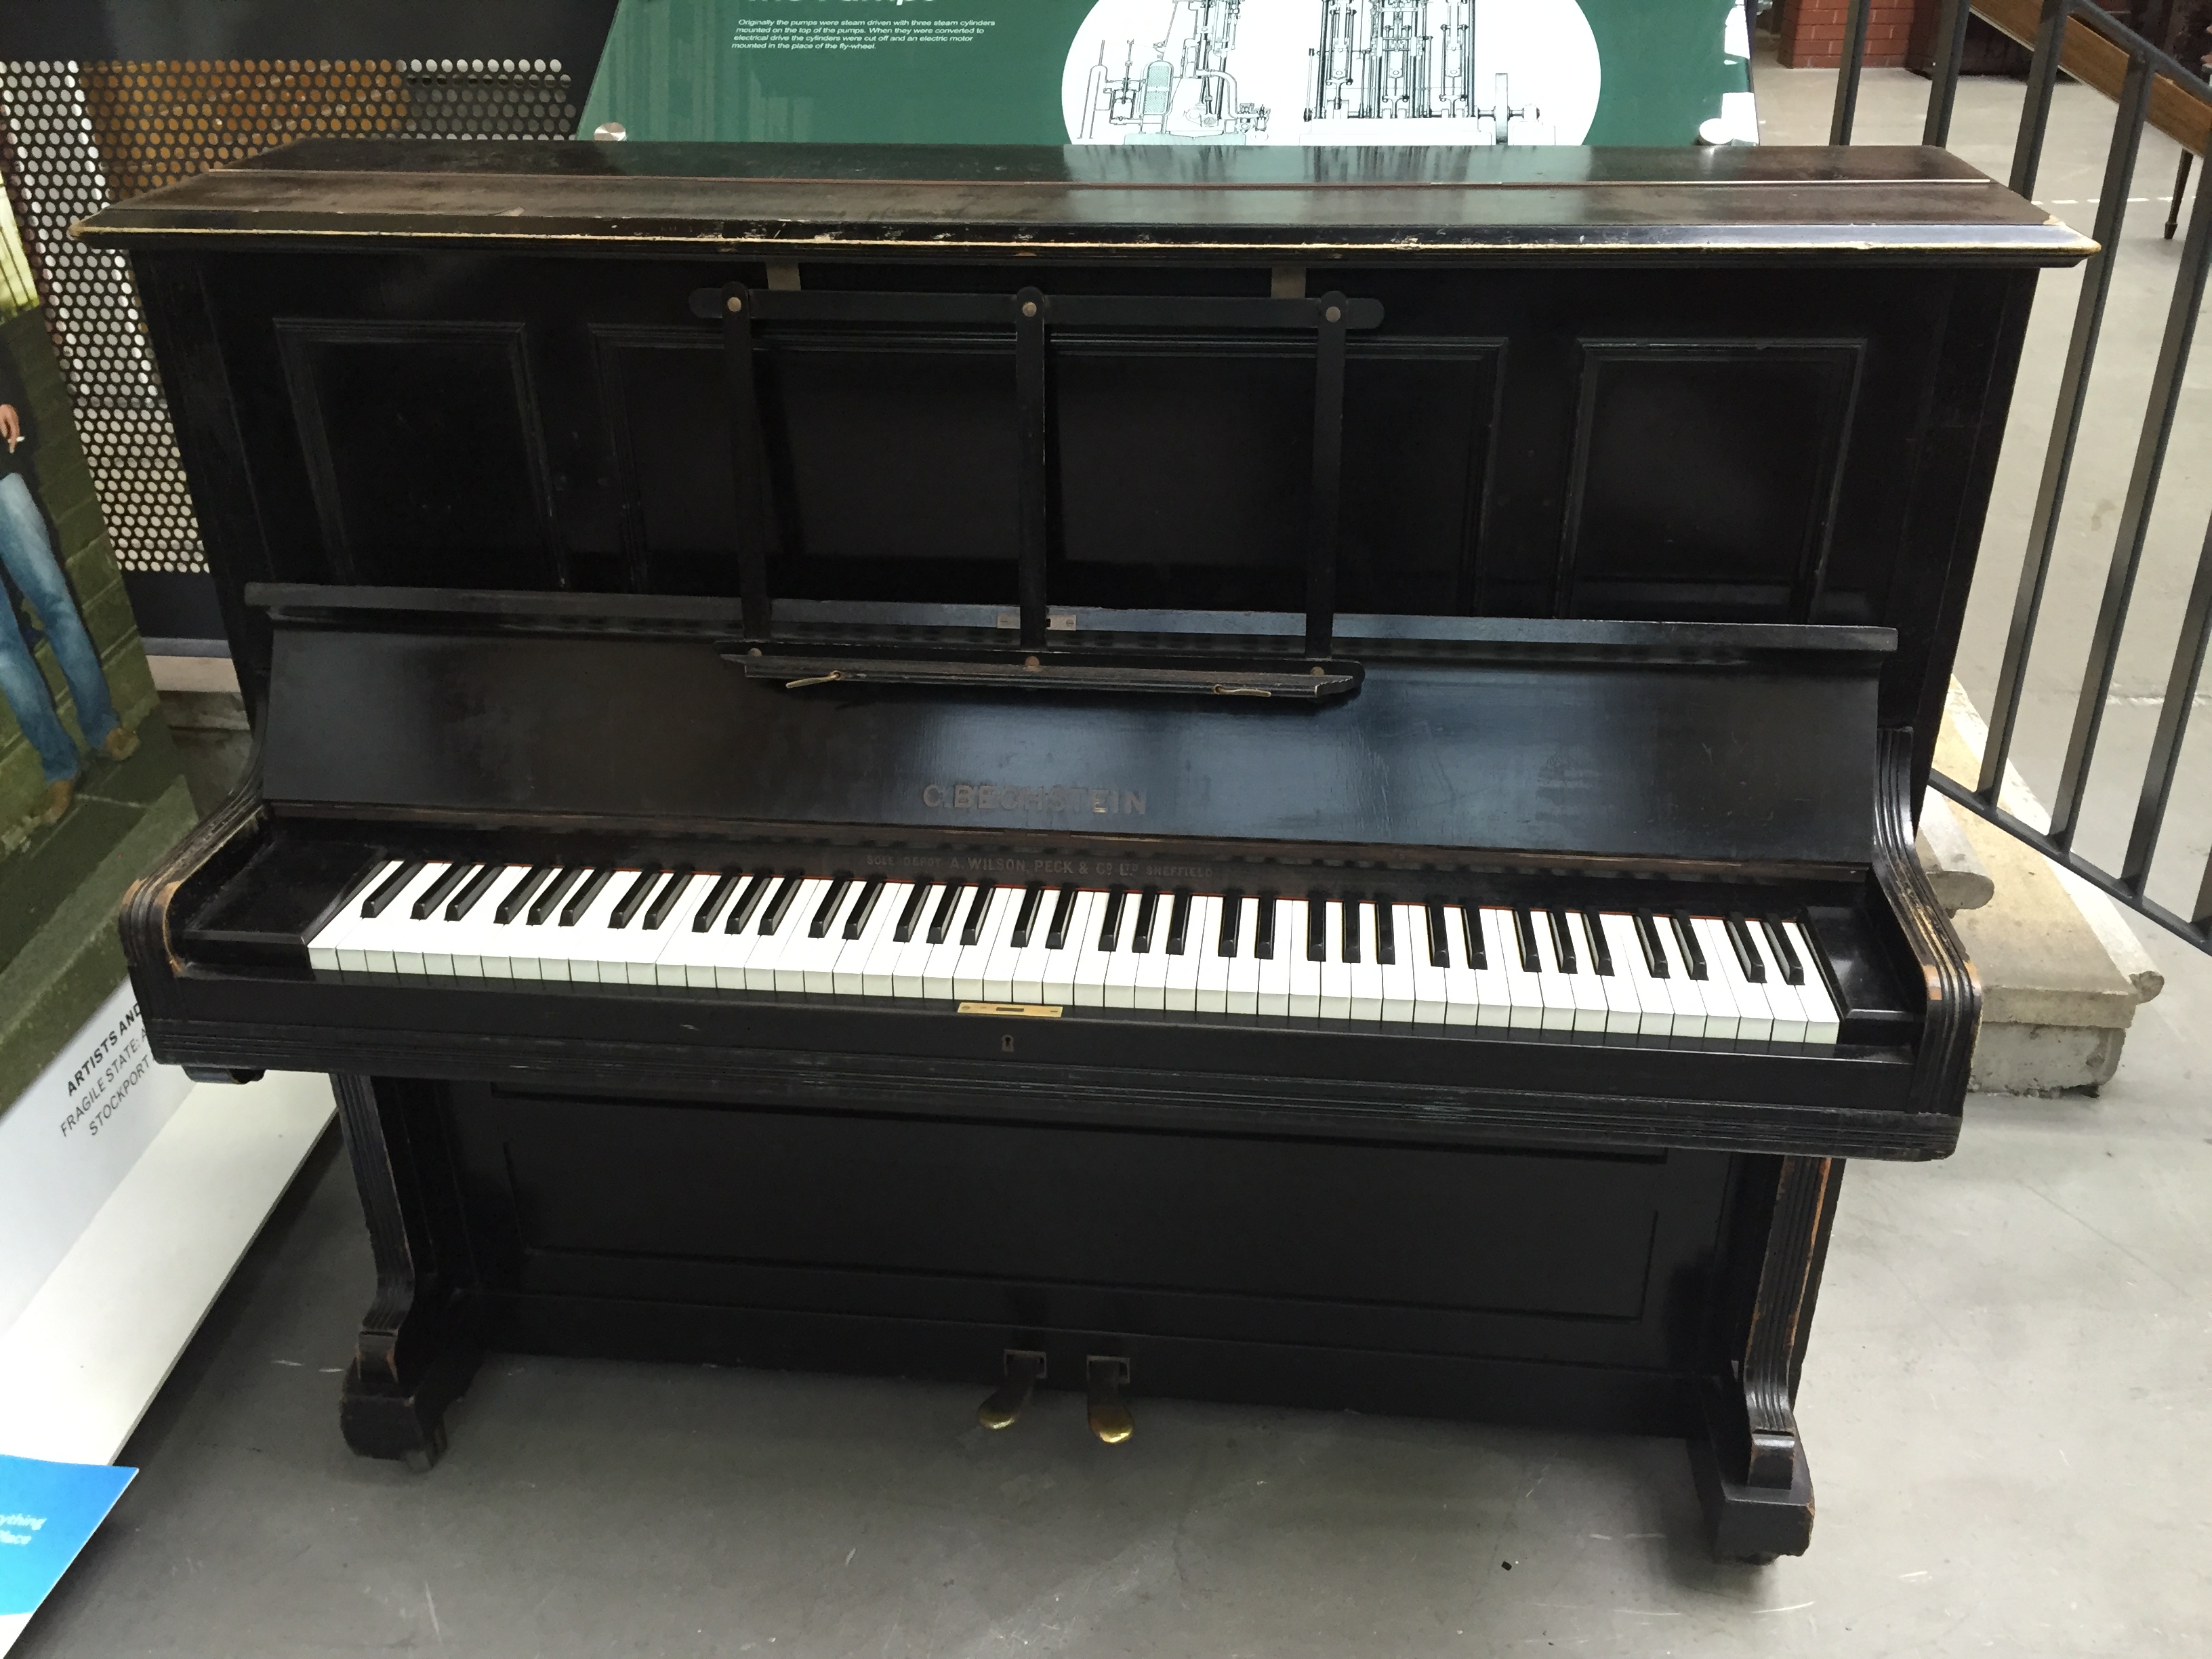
(1689, 1155, 1841, 1562)
(333, 1074, 481, 1470)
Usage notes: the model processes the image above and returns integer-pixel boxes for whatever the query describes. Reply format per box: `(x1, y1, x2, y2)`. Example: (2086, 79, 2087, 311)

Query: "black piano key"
(1305, 893, 1326, 962)
(361, 860, 424, 919)
(1044, 887, 1078, 950)
(1218, 889, 1244, 958)
(1633, 912, 1670, 979)
(1254, 894, 1276, 960)
(959, 882, 997, 947)
(689, 872, 741, 934)
(926, 880, 968, 945)
(1511, 907, 1541, 973)
(1166, 890, 1193, 956)
(529, 867, 586, 926)
(1668, 914, 1708, 979)
(724, 873, 774, 935)
(759, 873, 806, 936)
(560, 867, 614, 926)
(497, 866, 555, 925)
(1761, 916, 1806, 985)
(1097, 888, 1126, 951)
(1010, 883, 1046, 949)
(893, 880, 934, 944)
(411, 862, 474, 921)
(1456, 902, 1486, 970)
(1374, 898, 1395, 966)
(807, 874, 854, 939)
(447, 862, 504, 922)
(1340, 896, 1361, 964)
(1582, 911, 1614, 976)
(642, 866, 695, 930)
(843, 876, 887, 939)
(1131, 888, 1160, 954)
(1545, 908, 1576, 974)
(609, 867, 665, 930)
(1425, 900, 1450, 968)
(1725, 914, 1767, 983)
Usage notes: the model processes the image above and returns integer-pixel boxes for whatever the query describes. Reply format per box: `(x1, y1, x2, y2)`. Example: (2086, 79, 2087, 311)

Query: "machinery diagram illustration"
(1307, 0, 1536, 140)
(1077, 0, 1270, 144)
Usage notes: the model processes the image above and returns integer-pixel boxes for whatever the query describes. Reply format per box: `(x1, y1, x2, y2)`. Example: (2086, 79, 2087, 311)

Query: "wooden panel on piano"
(255, 607, 1885, 869)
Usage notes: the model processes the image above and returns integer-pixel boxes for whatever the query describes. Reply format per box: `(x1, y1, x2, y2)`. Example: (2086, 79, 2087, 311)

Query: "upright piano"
(81, 141, 2087, 1559)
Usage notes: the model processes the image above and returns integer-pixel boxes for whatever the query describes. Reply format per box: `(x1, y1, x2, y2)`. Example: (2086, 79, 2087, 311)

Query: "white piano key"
(949, 884, 1005, 1002)
(890, 882, 944, 998)
(980, 886, 1030, 1002)
(968, 885, 1021, 1002)
(439, 863, 530, 980)
(1071, 890, 1123, 1009)
(1378, 904, 1417, 1023)
(307, 859, 393, 971)
(1101, 892, 1141, 1009)
(1783, 920, 1841, 1042)
(558, 869, 634, 985)
(1642, 915, 1706, 1037)
(1525, 909, 1582, 1032)
(798, 878, 861, 994)
(1005, 886, 1054, 1004)
(1579, 913, 1642, 1034)
(1195, 895, 1231, 1013)
(1317, 901, 1352, 1019)
(747, 877, 819, 992)
(588, 869, 680, 985)
(1343, 900, 1385, 1021)
(1141, 898, 1176, 1012)
(1677, 916, 1738, 1038)
(651, 871, 743, 988)
(714, 874, 782, 991)
(1543, 910, 1608, 1033)
(1699, 916, 1771, 1041)
(1042, 890, 1097, 1007)
(1751, 920, 1809, 1041)
(833, 880, 903, 994)
(1600, 912, 1673, 1037)
(359, 863, 453, 976)
(1161, 893, 1203, 1012)
(1256, 899, 1293, 1017)
(1225, 895, 1261, 1015)
(1488, 907, 1544, 1030)
(918, 883, 970, 1001)
(1407, 903, 1448, 1024)
(1286, 900, 1322, 1018)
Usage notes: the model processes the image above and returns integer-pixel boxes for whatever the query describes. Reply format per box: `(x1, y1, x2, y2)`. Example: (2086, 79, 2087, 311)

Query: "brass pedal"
(1086, 1355, 1133, 1444)
(977, 1350, 1046, 1430)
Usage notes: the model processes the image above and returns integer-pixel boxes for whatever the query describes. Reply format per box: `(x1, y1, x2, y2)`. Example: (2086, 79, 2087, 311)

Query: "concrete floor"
(16, 48, 2212, 1659)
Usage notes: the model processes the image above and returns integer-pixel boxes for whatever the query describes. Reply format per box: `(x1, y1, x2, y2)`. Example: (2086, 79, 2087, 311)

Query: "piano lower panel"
(413, 1078, 1750, 1438)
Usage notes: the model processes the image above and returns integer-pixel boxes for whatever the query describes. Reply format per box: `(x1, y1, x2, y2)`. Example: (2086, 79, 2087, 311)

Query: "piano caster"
(977, 1349, 1046, 1430)
(1085, 1355, 1133, 1445)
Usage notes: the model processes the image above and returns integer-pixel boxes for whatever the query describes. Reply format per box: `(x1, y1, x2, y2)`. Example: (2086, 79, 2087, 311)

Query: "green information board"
(580, 0, 1756, 150)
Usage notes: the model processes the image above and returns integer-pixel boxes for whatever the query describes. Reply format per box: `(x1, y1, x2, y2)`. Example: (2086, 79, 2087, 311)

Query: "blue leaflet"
(0, 1454, 136, 1616)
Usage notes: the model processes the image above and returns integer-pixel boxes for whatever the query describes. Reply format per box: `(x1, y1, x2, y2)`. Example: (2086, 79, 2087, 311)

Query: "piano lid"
(73, 139, 2093, 265)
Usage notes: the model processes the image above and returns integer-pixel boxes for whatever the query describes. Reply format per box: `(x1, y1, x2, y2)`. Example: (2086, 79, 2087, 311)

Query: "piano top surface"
(75, 140, 2093, 264)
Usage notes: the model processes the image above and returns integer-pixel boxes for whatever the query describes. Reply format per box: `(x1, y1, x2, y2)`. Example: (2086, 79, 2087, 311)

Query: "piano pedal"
(1085, 1355, 1134, 1445)
(977, 1349, 1046, 1430)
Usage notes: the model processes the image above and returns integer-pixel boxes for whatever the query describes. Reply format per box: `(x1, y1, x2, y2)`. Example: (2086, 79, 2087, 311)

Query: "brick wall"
(1779, 0, 1925, 68)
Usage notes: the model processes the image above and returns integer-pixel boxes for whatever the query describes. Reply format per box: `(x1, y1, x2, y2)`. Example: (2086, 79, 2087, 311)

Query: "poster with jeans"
(0, 181, 195, 1118)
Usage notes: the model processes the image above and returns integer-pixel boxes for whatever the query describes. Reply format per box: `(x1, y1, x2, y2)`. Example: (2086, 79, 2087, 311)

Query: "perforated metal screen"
(0, 58, 578, 577)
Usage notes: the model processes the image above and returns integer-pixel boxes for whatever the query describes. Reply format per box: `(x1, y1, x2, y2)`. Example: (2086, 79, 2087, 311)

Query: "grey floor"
(20, 47, 2212, 1659)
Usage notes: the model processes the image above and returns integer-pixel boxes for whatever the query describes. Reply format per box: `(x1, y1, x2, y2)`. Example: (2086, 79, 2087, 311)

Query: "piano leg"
(1688, 1155, 1841, 1562)
(333, 1074, 483, 1471)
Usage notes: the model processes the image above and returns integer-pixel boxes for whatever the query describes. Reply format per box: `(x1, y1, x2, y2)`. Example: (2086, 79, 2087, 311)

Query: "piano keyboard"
(307, 862, 1842, 1043)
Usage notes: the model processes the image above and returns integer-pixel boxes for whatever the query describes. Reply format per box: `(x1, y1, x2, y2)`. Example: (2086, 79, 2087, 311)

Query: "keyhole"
(1001, 1033, 1016, 1053)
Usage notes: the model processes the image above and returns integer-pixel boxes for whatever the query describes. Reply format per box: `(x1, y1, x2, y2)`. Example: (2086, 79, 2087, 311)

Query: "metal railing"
(1829, 0, 2212, 954)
